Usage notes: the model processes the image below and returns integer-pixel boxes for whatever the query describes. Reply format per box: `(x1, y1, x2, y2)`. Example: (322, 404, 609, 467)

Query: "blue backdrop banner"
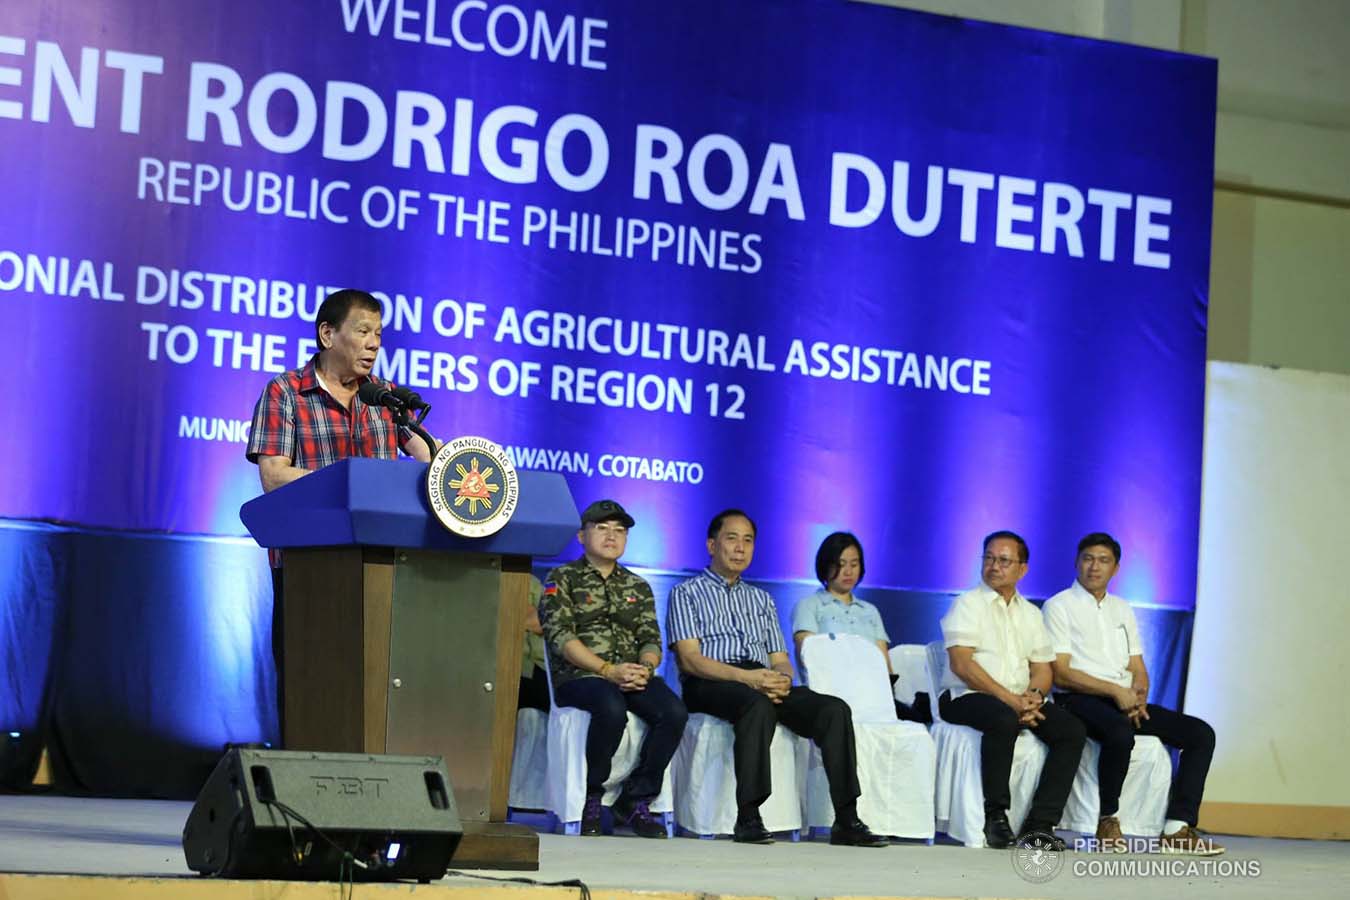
(1, 0, 1215, 605)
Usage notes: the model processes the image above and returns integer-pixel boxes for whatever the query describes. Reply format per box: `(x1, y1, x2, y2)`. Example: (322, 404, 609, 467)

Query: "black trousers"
(271, 566, 285, 746)
(940, 690, 1086, 828)
(554, 675, 688, 801)
(517, 666, 551, 712)
(682, 668, 860, 814)
(1057, 692, 1216, 826)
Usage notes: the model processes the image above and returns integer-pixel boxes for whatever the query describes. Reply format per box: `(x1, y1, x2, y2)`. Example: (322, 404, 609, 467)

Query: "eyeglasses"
(981, 554, 1021, 569)
(592, 523, 627, 535)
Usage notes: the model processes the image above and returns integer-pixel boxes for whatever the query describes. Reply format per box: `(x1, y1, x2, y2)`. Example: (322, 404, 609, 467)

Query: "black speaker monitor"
(183, 749, 461, 882)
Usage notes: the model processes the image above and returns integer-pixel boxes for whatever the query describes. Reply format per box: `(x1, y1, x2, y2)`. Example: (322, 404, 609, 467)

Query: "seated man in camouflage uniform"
(541, 499, 688, 837)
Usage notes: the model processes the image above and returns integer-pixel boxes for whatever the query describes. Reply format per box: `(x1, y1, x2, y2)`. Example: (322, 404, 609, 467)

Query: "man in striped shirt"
(666, 509, 886, 847)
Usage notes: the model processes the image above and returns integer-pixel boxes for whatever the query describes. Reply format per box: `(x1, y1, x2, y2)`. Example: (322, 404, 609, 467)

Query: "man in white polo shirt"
(1044, 532, 1222, 856)
(940, 530, 1086, 851)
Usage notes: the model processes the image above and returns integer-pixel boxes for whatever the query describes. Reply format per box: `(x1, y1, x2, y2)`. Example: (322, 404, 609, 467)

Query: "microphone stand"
(392, 402, 438, 458)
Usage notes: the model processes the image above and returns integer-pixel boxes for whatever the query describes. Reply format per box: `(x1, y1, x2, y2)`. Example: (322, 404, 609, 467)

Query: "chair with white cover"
(926, 640, 1049, 847)
(799, 634, 936, 840)
(542, 659, 675, 836)
(507, 707, 549, 812)
(670, 711, 803, 840)
(888, 644, 932, 710)
(1060, 728, 1171, 836)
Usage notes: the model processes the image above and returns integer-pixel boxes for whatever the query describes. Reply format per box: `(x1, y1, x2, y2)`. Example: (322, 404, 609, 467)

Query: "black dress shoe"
(732, 813, 775, 844)
(984, 810, 1016, 849)
(580, 794, 604, 836)
(613, 794, 669, 839)
(1016, 823, 1067, 852)
(829, 817, 889, 847)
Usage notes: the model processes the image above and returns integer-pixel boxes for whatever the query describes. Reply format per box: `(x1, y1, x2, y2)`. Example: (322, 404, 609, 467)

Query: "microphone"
(357, 381, 404, 410)
(359, 380, 437, 455)
(390, 385, 430, 410)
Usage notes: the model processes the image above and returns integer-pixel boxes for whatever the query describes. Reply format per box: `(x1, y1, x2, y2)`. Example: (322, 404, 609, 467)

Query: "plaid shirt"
(247, 356, 412, 565)
(246, 355, 412, 469)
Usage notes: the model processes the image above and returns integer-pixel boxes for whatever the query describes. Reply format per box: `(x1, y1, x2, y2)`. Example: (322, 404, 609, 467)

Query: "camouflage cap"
(580, 499, 635, 528)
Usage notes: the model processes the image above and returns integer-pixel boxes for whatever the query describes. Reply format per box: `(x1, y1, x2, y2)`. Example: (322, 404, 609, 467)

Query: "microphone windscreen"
(392, 385, 427, 408)
(357, 381, 389, 405)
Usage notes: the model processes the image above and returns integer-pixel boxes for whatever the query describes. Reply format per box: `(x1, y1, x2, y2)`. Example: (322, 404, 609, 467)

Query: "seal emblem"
(426, 435, 519, 537)
(1011, 831, 1065, 884)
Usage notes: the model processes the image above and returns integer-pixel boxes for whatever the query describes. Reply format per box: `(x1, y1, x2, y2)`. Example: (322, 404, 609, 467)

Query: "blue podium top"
(240, 458, 578, 557)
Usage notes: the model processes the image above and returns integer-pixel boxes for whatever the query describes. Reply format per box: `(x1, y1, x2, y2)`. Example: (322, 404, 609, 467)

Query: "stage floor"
(0, 796, 1344, 899)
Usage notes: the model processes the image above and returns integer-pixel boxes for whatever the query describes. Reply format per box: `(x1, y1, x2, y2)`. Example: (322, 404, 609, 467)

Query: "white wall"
(1186, 362, 1350, 806)
(1210, 190, 1350, 377)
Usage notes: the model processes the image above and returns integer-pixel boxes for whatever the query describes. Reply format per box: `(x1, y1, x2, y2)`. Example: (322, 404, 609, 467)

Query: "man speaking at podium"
(245, 289, 436, 741)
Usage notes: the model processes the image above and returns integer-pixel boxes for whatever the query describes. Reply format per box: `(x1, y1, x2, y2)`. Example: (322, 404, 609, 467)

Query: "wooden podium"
(240, 459, 578, 870)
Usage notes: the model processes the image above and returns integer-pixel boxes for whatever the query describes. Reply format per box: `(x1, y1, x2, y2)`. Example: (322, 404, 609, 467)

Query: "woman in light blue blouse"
(791, 532, 892, 673)
(792, 533, 932, 723)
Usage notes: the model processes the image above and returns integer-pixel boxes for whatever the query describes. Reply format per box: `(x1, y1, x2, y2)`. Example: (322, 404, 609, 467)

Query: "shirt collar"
(979, 582, 1025, 608)
(821, 589, 857, 607)
(1068, 579, 1112, 606)
(299, 354, 377, 395)
(297, 356, 323, 394)
(702, 567, 742, 588)
(579, 555, 625, 581)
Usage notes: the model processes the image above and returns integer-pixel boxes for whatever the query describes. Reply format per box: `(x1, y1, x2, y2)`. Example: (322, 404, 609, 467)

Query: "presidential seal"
(1011, 831, 1066, 884)
(426, 435, 520, 538)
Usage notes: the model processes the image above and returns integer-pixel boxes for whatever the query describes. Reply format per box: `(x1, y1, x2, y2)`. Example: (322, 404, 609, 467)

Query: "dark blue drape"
(1, 520, 273, 797)
(0, 523, 65, 788)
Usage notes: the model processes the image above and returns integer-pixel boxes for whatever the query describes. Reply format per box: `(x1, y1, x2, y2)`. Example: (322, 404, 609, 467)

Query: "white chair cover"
(802, 633, 895, 721)
(888, 644, 931, 707)
(542, 659, 674, 831)
(1061, 734, 1171, 836)
(507, 707, 548, 811)
(798, 634, 936, 839)
(926, 640, 1048, 847)
(670, 712, 802, 837)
